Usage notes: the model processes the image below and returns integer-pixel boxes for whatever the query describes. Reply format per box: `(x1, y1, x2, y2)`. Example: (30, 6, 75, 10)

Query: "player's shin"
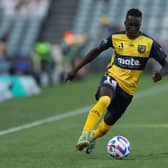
(92, 120, 112, 139)
(82, 96, 111, 134)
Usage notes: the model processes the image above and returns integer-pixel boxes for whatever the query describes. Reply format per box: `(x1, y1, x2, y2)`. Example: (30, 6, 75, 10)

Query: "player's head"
(125, 8, 142, 39)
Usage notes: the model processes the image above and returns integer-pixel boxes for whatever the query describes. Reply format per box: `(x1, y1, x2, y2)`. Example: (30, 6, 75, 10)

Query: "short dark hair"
(126, 8, 142, 18)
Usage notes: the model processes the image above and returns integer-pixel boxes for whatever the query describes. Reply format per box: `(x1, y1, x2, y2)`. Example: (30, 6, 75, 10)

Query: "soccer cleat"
(76, 131, 90, 151)
(85, 131, 96, 154)
(85, 139, 96, 154)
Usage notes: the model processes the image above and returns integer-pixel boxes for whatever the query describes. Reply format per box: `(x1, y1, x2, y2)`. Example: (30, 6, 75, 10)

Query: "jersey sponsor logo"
(114, 54, 148, 70)
(118, 57, 140, 66)
(137, 45, 146, 53)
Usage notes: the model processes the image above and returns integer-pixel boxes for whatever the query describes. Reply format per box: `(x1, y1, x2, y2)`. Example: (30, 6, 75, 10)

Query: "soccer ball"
(107, 135, 131, 159)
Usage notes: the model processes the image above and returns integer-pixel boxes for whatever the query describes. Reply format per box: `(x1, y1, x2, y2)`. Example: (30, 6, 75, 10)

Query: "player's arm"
(150, 40, 168, 82)
(152, 59, 168, 82)
(65, 37, 112, 81)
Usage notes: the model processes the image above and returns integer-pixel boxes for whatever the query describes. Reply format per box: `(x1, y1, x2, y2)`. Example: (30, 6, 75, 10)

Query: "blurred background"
(0, 0, 168, 101)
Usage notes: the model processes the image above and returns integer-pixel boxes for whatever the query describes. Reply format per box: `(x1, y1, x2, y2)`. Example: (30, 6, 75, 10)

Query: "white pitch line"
(0, 83, 167, 136)
(118, 123, 168, 128)
(0, 106, 91, 136)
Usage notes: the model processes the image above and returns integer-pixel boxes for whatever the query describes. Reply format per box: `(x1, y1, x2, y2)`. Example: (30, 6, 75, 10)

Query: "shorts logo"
(137, 45, 146, 53)
(104, 76, 117, 88)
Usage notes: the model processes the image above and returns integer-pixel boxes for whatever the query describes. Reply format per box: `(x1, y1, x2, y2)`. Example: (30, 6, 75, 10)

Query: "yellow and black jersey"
(99, 31, 167, 95)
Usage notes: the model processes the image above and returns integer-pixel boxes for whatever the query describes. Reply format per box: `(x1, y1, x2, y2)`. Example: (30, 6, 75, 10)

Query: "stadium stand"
(73, 0, 168, 41)
(1, 0, 168, 58)
(0, 0, 50, 57)
(0, 0, 168, 85)
(40, 0, 79, 44)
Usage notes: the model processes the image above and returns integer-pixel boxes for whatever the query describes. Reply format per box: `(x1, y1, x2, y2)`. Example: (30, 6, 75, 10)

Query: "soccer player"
(65, 8, 168, 154)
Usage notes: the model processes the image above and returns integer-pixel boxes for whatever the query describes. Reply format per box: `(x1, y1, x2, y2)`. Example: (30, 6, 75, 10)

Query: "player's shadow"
(127, 152, 168, 160)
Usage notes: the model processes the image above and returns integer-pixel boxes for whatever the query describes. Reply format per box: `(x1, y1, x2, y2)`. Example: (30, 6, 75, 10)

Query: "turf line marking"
(0, 106, 92, 136)
(118, 124, 168, 128)
(0, 83, 167, 136)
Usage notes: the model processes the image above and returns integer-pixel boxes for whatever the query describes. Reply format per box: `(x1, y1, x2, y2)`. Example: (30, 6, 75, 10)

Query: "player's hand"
(65, 69, 77, 82)
(152, 71, 162, 82)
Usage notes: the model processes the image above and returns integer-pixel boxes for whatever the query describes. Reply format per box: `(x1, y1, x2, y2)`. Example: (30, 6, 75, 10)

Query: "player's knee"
(99, 96, 111, 108)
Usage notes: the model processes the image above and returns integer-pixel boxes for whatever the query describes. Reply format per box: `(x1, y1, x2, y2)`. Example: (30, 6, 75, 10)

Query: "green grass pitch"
(0, 74, 167, 168)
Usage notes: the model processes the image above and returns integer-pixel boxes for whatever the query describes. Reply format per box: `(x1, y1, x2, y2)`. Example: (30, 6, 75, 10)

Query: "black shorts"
(95, 76, 133, 124)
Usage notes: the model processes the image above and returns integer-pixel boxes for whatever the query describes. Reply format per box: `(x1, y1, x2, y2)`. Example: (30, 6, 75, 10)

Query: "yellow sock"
(92, 120, 112, 139)
(82, 96, 111, 133)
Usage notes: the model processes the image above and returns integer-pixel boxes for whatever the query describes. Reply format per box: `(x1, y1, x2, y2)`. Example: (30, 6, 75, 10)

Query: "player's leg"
(93, 88, 133, 140)
(82, 86, 112, 132)
(86, 86, 133, 154)
(76, 75, 118, 151)
(76, 87, 112, 151)
(85, 111, 113, 154)
(92, 111, 115, 140)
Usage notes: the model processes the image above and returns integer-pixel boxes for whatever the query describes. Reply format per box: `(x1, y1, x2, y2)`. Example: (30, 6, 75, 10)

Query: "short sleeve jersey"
(100, 31, 166, 95)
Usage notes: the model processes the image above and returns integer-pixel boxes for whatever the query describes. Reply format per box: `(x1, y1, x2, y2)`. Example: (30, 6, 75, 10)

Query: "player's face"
(125, 16, 141, 39)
